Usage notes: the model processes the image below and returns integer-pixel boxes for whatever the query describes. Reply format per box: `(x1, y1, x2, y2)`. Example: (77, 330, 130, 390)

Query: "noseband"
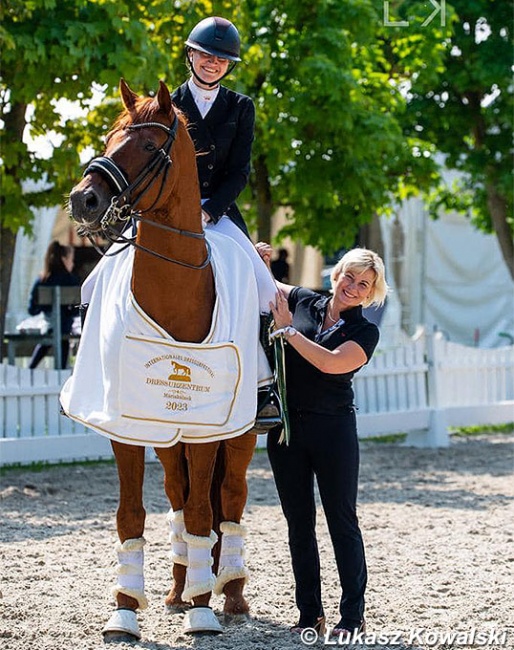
(82, 116, 211, 270)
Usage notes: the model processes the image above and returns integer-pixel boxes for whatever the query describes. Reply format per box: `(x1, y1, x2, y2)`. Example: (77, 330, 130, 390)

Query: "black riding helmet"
(185, 17, 241, 86)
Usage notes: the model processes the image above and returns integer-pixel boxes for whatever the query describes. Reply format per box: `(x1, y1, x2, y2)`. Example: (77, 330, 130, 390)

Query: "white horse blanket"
(60, 230, 271, 447)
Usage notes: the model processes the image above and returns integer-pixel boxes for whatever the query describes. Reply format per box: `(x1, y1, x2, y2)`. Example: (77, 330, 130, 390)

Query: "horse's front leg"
(102, 441, 146, 641)
(180, 441, 222, 632)
(215, 432, 257, 620)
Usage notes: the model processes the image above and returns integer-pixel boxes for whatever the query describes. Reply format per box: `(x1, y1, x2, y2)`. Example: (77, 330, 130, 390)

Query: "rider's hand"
(255, 241, 272, 268)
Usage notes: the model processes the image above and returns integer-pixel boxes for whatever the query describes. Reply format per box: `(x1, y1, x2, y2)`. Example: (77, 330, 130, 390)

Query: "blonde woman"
(256, 244, 389, 640)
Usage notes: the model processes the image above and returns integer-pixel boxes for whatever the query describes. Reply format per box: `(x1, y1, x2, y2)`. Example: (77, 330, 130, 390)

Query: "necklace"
(326, 302, 339, 323)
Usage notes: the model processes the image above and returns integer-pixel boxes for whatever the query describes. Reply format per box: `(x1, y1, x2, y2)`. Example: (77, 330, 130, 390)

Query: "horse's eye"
(144, 141, 157, 152)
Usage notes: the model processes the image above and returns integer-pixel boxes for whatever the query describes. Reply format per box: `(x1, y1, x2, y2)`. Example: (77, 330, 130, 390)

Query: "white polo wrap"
(112, 537, 148, 609)
(167, 509, 188, 566)
(214, 521, 249, 595)
(181, 530, 218, 602)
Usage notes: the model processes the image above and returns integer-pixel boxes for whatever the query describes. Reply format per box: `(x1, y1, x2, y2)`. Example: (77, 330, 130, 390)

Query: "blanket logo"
(168, 360, 192, 383)
(143, 353, 214, 413)
(120, 334, 240, 426)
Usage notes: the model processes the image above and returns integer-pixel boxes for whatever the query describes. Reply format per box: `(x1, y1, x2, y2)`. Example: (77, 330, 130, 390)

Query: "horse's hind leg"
(154, 444, 190, 611)
(155, 442, 220, 623)
(102, 441, 147, 641)
(215, 432, 257, 620)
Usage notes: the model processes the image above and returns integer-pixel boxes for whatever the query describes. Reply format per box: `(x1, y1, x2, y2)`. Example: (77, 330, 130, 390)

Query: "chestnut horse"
(64, 79, 259, 640)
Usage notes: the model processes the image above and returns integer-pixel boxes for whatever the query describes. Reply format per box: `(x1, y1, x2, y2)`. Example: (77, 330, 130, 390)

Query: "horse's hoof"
(166, 601, 191, 614)
(102, 609, 141, 641)
(184, 606, 223, 634)
(103, 631, 139, 644)
(223, 611, 250, 626)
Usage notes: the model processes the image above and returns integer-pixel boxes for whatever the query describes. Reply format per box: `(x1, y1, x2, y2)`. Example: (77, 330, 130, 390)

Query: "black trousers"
(29, 341, 70, 370)
(267, 406, 367, 628)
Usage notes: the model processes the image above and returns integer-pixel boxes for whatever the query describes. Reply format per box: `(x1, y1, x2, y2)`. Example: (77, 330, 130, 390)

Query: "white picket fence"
(354, 334, 513, 447)
(1, 333, 513, 465)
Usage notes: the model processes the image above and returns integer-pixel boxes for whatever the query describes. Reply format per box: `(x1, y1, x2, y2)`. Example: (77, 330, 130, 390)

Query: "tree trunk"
(471, 109, 513, 280)
(253, 154, 273, 243)
(0, 227, 17, 361)
(358, 213, 385, 261)
(486, 182, 514, 281)
(1, 100, 27, 361)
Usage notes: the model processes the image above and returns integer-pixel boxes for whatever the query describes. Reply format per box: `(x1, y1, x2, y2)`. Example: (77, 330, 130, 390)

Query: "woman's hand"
(270, 290, 293, 329)
(255, 241, 272, 269)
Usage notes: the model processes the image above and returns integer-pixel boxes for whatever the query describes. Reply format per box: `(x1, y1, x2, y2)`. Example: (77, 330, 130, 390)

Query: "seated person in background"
(28, 241, 80, 369)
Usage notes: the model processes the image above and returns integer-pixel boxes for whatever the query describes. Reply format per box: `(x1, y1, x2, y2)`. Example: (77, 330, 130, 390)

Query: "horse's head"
(69, 79, 189, 236)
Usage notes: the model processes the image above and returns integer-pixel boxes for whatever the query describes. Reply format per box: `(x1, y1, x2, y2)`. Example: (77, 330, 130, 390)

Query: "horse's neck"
(132, 200, 215, 343)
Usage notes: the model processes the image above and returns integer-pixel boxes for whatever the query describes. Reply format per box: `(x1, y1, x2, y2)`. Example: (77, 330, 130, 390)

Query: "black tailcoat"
(171, 82, 255, 236)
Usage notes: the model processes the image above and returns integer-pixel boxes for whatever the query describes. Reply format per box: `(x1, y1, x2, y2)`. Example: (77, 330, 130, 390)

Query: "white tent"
(6, 205, 59, 333)
(381, 196, 514, 348)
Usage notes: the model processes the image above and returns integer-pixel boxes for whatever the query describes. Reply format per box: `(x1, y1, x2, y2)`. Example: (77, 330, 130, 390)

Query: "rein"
(82, 117, 211, 270)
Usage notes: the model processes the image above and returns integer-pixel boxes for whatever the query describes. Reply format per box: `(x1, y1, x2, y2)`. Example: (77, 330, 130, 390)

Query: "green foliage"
(403, 0, 513, 240)
(238, 0, 452, 252)
(2, 0, 510, 260)
(1, 0, 176, 232)
(361, 433, 408, 444)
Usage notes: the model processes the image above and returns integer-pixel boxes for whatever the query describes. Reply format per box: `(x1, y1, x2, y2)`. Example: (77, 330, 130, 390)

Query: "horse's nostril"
(85, 190, 99, 211)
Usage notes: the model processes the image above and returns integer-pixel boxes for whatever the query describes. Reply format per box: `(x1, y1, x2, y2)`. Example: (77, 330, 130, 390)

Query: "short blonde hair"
(330, 247, 389, 308)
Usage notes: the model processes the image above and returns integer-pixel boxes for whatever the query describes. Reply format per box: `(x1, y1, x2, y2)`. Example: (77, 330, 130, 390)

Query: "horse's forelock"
(105, 96, 188, 146)
(110, 95, 179, 133)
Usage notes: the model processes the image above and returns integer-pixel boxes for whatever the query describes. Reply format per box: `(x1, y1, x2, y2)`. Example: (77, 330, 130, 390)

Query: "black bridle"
(82, 116, 211, 270)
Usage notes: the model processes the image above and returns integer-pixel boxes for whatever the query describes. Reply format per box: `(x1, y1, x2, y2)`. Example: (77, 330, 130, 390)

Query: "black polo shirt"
(285, 287, 379, 413)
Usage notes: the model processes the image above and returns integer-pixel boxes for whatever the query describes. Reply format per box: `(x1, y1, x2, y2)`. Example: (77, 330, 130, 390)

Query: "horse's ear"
(119, 78, 138, 112)
(157, 80, 172, 117)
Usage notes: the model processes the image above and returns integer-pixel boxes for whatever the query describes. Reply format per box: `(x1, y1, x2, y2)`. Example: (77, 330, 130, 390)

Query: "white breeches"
(205, 216, 278, 313)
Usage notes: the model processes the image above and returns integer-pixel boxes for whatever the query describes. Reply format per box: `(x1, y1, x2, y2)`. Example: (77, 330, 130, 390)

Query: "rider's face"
(189, 49, 230, 88)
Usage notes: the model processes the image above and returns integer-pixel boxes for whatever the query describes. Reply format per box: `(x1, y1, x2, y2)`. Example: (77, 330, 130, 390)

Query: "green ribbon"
(274, 336, 291, 445)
